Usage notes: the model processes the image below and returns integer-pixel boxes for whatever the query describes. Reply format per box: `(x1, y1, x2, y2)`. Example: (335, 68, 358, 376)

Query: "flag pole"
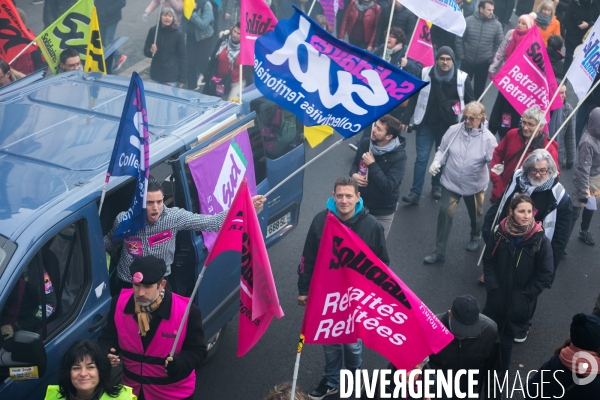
(290, 334, 305, 400)
(264, 138, 344, 198)
(98, 178, 109, 216)
(239, 63, 243, 103)
(477, 81, 494, 102)
(170, 264, 207, 356)
(152, 0, 164, 58)
(403, 15, 420, 62)
(546, 77, 600, 149)
(8, 41, 36, 65)
(307, 0, 318, 15)
(382, 0, 398, 61)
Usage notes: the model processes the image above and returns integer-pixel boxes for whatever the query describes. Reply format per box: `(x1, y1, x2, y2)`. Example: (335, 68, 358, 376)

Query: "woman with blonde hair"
(536, 1, 561, 46)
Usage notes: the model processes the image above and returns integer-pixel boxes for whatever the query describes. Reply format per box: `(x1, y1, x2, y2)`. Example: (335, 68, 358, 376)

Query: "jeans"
(374, 213, 395, 239)
(410, 125, 442, 197)
(576, 102, 597, 146)
(100, 23, 121, 67)
(322, 340, 362, 388)
(435, 187, 485, 255)
(460, 60, 490, 100)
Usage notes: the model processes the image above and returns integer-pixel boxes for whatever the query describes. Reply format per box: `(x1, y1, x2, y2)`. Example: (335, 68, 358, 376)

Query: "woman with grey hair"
(423, 102, 498, 264)
(489, 105, 559, 204)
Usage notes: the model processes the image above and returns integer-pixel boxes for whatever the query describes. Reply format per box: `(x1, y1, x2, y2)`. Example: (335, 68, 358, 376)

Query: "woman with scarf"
(339, 0, 381, 51)
(526, 313, 600, 398)
(204, 22, 252, 100)
(505, 13, 537, 58)
(482, 194, 553, 372)
(143, 7, 187, 87)
(422, 102, 497, 264)
(536, 1, 561, 46)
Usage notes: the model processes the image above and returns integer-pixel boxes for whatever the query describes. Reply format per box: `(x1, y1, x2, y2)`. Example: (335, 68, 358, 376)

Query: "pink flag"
(492, 26, 562, 122)
(301, 214, 453, 370)
(407, 19, 434, 68)
(240, 0, 277, 66)
(205, 179, 284, 357)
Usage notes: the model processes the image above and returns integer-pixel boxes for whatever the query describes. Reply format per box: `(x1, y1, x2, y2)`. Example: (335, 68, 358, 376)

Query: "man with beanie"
(400, 46, 476, 204)
(455, 1, 504, 99)
(428, 295, 502, 397)
(98, 255, 206, 400)
(526, 313, 600, 398)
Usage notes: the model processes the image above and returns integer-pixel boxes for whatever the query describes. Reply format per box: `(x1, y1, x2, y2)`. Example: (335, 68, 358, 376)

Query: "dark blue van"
(0, 72, 304, 398)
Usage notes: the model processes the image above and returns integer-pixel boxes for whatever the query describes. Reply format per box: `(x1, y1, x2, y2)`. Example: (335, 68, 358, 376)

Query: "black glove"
(580, 198, 589, 205)
(165, 355, 179, 377)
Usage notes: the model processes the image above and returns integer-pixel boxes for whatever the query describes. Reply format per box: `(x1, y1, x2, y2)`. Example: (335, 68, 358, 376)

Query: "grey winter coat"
(181, 0, 214, 42)
(573, 108, 600, 203)
(455, 12, 504, 64)
(434, 122, 498, 196)
(553, 102, 577, 168)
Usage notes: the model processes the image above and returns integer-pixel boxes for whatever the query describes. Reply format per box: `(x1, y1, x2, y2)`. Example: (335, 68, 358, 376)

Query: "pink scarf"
(559, 344, 600, 376)
(505, 28, 530, 58)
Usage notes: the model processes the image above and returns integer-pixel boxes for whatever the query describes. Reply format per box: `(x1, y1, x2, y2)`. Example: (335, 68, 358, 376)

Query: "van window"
(247, 124, 267, 184)
(250, 98, 304, 160)
(0, 222, 88, 348)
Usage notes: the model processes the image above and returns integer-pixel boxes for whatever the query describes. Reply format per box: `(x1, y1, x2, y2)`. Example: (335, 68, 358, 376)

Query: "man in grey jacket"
(455, 0, 504, 99)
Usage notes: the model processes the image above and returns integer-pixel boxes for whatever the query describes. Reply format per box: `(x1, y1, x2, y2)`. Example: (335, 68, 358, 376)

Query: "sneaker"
(401, 193, 420, 205)
(348, 143, 358, 151)
(423, 252, 445, 264)
(431, 186, 442, 200)
(308, 378, 338, 400)
(466, 237, 481, 251)
(514, 330, 529, 343)
(579, 230, 595, 245)
(113, 54, 127, 71)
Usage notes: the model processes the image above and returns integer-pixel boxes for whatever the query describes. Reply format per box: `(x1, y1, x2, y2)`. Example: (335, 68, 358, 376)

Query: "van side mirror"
(0, 331, 47, 379)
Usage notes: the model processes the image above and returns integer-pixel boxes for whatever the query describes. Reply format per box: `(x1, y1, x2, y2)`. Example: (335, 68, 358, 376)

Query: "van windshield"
(0, 235, 17, 278)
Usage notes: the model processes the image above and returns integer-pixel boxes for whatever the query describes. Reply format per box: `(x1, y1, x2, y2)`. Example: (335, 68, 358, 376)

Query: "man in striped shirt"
(105, 178, 265, 291)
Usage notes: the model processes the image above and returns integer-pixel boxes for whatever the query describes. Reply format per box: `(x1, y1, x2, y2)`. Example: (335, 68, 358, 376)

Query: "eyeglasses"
(521, 121, 538, 128)
(438, 57, 453, 63)
(464, 116, 481, 122)
(529, 168, 548, 176)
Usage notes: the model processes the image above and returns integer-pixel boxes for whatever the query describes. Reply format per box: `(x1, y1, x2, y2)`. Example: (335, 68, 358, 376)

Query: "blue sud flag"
(105, 72, 150, 240)
(253, 6, 428, 138)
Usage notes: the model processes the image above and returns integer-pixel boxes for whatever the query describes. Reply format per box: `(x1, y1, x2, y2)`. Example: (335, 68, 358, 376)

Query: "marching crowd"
(1, 0, 600, 399)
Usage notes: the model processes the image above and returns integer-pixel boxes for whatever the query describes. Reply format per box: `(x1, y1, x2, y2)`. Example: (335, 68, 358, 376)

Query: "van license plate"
(267, 213, 291, 238)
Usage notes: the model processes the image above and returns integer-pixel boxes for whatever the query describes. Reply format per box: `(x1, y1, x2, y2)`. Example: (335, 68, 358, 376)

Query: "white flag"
(566, 18, 600, 102)
(400, 0, 466, 36)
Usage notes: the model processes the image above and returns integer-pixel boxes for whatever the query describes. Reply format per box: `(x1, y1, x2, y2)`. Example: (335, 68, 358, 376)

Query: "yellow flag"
(84, 7, 107, 73)
(34, 0, 94, 74)
(183, 0, 196, 20)
(304, 125, 334, 148)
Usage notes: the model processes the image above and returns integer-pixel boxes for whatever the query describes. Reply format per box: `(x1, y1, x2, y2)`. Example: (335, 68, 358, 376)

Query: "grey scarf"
(355, 0, 375, 12)
(518, 173, 555, 195)
(370, 137, 399, 156)
(226, 37, 240, 68)
(536, 14, 552, 30)
(434, 64, 455, 83)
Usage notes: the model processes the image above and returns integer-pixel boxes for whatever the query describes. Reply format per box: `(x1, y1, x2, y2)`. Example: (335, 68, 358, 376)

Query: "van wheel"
(204, 323, 227, 363)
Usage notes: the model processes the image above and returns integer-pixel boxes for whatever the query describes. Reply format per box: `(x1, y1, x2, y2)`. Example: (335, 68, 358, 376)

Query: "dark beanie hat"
(571, 313, 600, 351)
(436, 46, 456, 63)
(130, 255, 167, 284)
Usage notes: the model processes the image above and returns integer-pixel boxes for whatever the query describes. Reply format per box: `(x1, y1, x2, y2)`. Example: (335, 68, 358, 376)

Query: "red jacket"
(490, 128, 560, 203)
(339, 0, 381, 48)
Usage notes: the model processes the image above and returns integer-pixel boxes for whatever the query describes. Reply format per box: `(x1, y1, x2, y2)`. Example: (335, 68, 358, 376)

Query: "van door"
(0, 202, 111, 399)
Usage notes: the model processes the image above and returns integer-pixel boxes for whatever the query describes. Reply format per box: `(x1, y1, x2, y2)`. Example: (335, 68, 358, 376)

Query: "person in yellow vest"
(45, 340, 136, 400)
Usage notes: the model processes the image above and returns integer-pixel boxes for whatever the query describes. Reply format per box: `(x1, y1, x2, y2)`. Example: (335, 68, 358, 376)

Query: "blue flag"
(253, 6, 428, 138)
(105, 72, 150, 240)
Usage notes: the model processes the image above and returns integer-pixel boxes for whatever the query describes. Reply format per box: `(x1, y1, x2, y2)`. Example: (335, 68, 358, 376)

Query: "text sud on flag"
(105, 72, 150, 240)
(492, 26, 562, 121)
(253, 6, 427, 139)
(302, 214, 453, 370)
(204, 179, 284, 357)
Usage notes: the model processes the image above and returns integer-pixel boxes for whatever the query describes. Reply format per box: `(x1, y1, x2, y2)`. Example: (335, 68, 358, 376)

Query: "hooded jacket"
(181, 0, 215, 42)
(482, 220, 554, 336)
(297, 200, 389, 295)
(339, 0, 381, 48)
(489, 128, 560, 203)
(564, 0, 600, 52)
(573, 108, 600, 202)
(349, 137, 407, 216)
(455, 11, 504, 65)
(434, 122, 497, 196)
(144, 23, 187, 84)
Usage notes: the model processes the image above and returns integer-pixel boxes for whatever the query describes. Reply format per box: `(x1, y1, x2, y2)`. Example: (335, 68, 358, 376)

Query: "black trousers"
(186, 33, 215, 90)
(461, 60, 491, 100)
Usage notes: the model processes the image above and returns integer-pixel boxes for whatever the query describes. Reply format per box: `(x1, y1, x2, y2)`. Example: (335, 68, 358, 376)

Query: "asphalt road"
(15, 3, 600, 399)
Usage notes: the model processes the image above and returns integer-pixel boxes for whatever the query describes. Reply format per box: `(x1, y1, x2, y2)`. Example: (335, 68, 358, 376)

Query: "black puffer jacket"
(297, 205, 389, 295)
(375, 2, 418, 46)
(144, 23, 187, 84)
(483, 222, 554, 336)
(564, 0, 600, 52)
(349, 137, 407, 216)
(428, 312, 502, 398)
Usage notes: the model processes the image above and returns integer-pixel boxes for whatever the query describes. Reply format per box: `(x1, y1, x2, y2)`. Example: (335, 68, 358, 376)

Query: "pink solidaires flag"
(240, 0, 277, 66)
(407, 19, 434, 68)
(301, 214, 454, 370)
(492, 26, 562, 122)
(205, 179, 284, 357)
